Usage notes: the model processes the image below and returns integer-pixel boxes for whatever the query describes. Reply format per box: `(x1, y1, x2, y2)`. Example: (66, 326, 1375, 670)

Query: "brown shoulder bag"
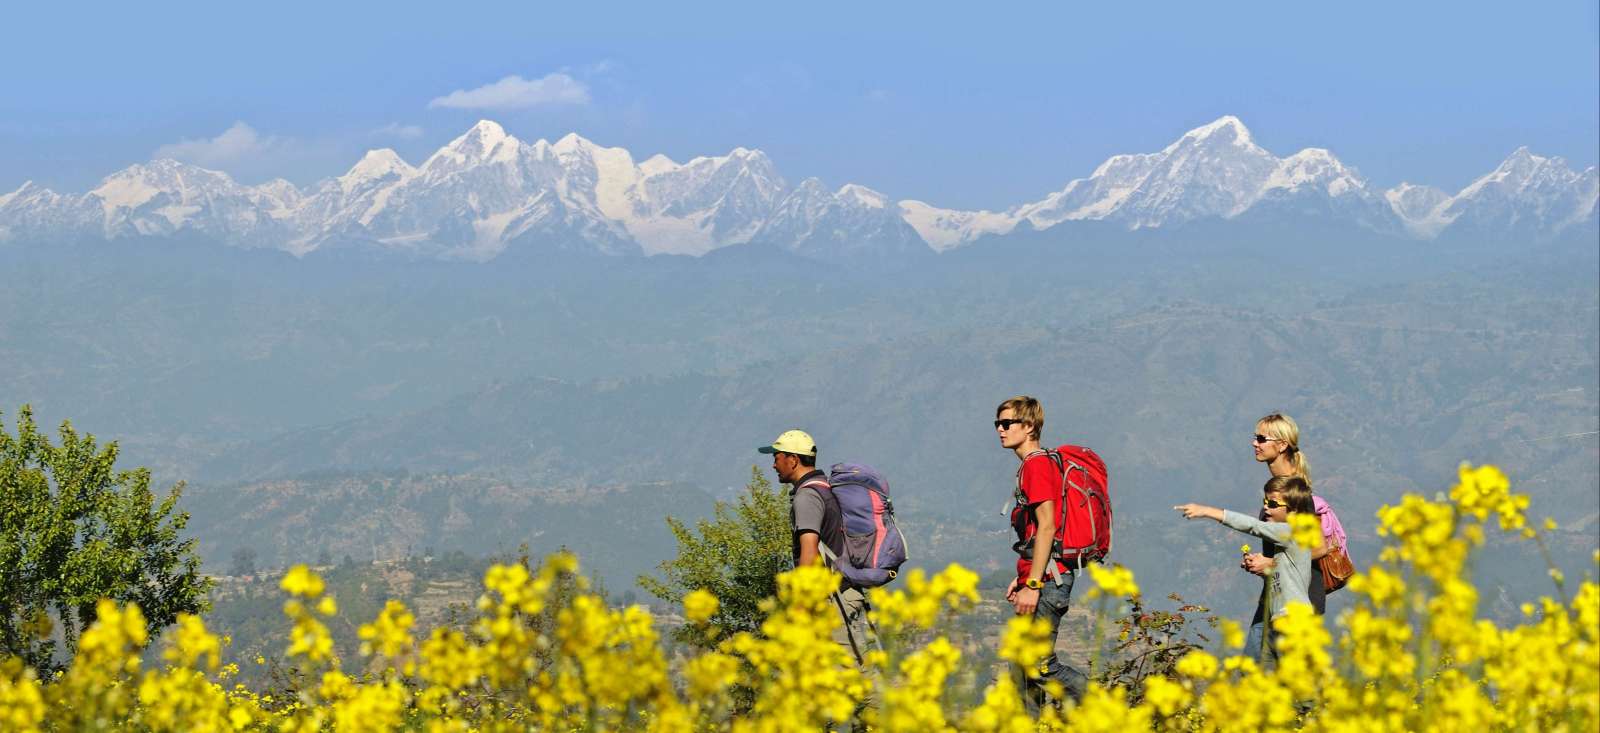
(1320, 542, 1356, 592)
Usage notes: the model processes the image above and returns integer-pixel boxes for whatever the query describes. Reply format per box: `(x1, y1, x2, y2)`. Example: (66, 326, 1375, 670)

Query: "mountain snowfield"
(2, 117, 1594, 260)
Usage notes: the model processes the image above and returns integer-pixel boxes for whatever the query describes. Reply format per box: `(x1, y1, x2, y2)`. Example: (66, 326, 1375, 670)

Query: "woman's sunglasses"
(1252, 434, 1280, 445)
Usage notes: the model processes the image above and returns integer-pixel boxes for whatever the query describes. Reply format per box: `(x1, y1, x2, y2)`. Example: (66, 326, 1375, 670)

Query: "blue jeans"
(1242, 618, 1279, 670)
(1013, 572, 1089, 711)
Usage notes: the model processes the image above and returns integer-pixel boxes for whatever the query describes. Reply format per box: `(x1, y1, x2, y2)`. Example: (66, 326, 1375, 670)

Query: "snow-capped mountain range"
(2, 117, 1594, 261)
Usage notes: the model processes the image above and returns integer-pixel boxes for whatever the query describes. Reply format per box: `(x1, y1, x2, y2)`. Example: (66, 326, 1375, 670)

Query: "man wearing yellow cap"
(759, 429, 838, 569)
(759, 429, 877, 719)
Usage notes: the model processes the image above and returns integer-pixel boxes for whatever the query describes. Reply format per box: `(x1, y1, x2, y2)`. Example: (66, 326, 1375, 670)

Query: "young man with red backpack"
(997, 395, 1107, 708)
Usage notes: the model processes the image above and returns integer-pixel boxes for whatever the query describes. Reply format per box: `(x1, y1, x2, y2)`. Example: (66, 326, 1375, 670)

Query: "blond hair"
(1257, 412, 1310, 485)
(996, 396, 1044, 441)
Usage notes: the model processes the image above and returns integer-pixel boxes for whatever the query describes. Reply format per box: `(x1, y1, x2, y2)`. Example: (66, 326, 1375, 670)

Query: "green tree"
(0, 406, 211, 674)
(639, 466, 790, 648)
(230, 546, 259, 577)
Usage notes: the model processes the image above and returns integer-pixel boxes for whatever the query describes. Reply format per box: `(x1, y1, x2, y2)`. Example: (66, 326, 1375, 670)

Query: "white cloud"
(427, 73, 590, 110)
(152, 122, 279, 168)
(371, 122, 424, 139)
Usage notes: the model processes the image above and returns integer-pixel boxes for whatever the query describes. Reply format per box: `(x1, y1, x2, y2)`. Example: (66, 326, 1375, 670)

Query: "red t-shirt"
(1011, 451, 1066, 579)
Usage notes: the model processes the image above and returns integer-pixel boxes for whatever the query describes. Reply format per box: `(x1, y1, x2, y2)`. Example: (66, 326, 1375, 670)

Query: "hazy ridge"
(3, 224, 1592, 620)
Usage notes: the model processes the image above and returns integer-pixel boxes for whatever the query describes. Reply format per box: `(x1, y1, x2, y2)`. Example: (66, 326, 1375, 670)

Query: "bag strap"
(802, 478, 846, 575)
(798, 477, 832, 492)
(1013, 449, 1070, 585)
(818, 541, 841, 571)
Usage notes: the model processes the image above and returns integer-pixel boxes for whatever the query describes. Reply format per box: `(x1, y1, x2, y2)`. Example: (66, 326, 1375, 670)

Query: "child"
(1174, 475, 1317, 668)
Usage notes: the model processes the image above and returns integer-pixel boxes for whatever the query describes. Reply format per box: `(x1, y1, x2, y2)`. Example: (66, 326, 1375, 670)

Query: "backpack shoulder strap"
(1014, 448, 1061, 485)
(798, 477, 832, 492)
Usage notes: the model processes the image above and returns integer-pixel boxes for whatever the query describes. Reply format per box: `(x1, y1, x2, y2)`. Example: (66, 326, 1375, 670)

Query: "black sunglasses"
(994, 419, 1026, 430)
(1252, 434, 1280, 445)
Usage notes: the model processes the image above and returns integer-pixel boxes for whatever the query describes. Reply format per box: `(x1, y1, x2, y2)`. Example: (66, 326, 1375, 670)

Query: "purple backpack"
(810, 463, 909, 588)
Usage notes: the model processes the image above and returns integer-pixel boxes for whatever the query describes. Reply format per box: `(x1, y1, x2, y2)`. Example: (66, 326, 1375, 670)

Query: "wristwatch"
(1024, 578, 1044, 590)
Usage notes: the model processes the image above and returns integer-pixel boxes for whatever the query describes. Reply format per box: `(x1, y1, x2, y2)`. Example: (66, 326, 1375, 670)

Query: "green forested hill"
(3, 233, 1594, 620)
(183, 475, 715, 600)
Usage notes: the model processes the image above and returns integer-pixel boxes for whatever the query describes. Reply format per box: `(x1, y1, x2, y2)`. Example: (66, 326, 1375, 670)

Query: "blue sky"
(3, 1, 1596, 210)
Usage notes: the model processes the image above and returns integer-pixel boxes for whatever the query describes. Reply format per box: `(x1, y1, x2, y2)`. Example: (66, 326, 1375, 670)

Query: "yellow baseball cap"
(757, 429, 817, 457)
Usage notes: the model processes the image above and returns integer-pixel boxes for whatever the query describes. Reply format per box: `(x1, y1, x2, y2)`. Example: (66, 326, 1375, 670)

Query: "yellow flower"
(162, 614, 222, 671)
(358, 600, 416, 659)
(682, 589, 719, 625)
(1218, 617, 1245, 649)
(1142, 676, 1191, 718)
(997, 616, 1053, 677)
(1086, 562, 1140, 599)
(16, 462, 1598, 733)
(1174, 650, 1219, 680)
(867, 564, 981, 632)
(280, 565, 326, 598)
(1072, 683, 1152, 731)
(1450, 462, 1529, 531)
(682, 651, 739, 697)
(1288, 512, 1324, 550)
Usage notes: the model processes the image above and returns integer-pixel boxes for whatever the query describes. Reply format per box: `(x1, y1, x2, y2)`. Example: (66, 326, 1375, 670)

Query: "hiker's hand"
(1004, 577, 1021, 602)
(1013, 586, 1039, 615)
(1242, 553, 1274, 576)
(1173, 503, 1218, 520)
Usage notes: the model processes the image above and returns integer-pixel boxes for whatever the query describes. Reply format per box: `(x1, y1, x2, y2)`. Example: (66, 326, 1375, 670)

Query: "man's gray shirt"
(789, 469, 831, 564)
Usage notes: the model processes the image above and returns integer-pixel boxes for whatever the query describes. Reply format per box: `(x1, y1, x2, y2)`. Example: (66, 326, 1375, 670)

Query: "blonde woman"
(1242, 413, 1349, 656)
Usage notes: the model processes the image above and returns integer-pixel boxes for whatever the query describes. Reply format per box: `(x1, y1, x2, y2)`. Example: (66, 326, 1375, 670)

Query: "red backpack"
(1015, 445, 1112, 574)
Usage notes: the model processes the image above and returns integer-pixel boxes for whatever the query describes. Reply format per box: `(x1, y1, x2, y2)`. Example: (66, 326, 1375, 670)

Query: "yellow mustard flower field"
(2, 463, 1595, 732)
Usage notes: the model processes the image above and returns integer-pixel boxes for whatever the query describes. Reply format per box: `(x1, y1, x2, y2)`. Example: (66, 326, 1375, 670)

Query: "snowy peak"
(1434, 147, 1598, 237)
(1489, 146, 1540, 178)
(754, 177, 930, 260)
(898, 200, 1017, 252)
(837, 183, 888, 209)
(72, 159, 303, 244)
(1074, 115, 1279, 227)
(427, 119, 521, 169)
(340, 149, 414, 189)
(552, 131, 589, 153)
(0, 181, 65, 214)
(90, 159, 234, 218)
(909, 117, 1587, 248)
(1382, 182, 1451, 235)
(1260, 148, 1366, 198)
(639, 154, 678, 177)
(1170, 115, 1263, 154)
(466, 119, 512, 145)
(1, 181, 41, 208)
(95, 158, 234, 193)
(990, 116, 1286, 232)
(1463, 147, 1577, 196)
(618, 144, 789, 255)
